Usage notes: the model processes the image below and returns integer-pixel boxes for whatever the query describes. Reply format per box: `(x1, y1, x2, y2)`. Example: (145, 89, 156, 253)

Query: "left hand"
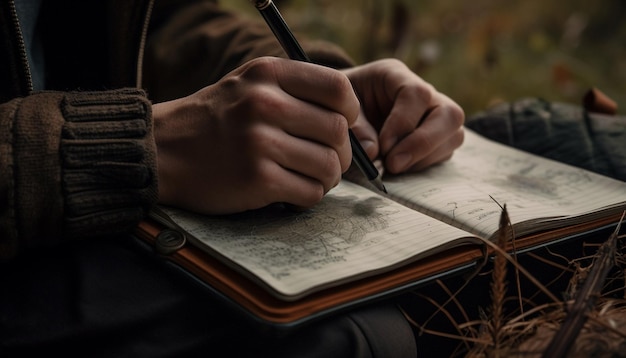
(342, 59, 465, 174)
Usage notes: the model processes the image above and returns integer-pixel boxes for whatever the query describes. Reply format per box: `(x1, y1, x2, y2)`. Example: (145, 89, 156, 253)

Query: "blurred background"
(224, 0, 625, 116)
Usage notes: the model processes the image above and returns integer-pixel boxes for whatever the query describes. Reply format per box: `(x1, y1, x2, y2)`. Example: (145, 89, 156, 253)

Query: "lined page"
(160, 180, 476, 300)
(383, 129, 626, 238)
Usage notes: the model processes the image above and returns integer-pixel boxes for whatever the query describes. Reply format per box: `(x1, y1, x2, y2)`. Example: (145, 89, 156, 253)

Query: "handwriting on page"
(384, 130, 626, 238)
(161, 181, 473, 298)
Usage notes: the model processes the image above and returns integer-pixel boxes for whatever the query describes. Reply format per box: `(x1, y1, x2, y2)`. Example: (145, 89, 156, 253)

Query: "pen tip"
(372, 177, 387, 194)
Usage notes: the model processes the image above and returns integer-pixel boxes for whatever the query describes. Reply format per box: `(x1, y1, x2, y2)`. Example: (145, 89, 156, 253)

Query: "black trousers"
(0, 234, 417, 358)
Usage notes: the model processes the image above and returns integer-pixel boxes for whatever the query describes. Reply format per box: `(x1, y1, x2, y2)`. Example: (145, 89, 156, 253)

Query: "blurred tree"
(222, 0, 625, 115)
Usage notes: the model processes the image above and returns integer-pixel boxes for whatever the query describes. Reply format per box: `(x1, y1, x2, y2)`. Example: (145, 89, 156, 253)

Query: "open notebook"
(136, 129, 626, 325)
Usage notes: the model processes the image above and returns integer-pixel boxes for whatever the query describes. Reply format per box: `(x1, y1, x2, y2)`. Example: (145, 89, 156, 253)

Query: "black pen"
(251, 0, 387, 194)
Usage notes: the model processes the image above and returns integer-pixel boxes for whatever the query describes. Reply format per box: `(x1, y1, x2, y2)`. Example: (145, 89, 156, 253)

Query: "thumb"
(350, 111, 380, 160)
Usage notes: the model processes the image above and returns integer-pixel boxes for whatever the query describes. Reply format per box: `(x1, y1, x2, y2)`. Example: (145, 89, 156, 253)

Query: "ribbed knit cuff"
(60, 89, 158, 238)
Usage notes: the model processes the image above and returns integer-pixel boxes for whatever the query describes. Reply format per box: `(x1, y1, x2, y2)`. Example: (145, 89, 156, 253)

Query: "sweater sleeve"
(0, 89, 158, 259)
(143, 0, 356, 102)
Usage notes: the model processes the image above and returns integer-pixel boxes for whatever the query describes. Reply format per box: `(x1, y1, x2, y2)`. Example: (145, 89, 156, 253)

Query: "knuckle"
(446, 102, 466, 127)
(326, 70, 352, 94)
(300, 186, 325, 207)
(385, 58, 406, 71)
(246, 125, 277, 155)
(242, 88, 284, 118)
(339, 149, 353, 172)
(312, 148, 342, 193)
(452, 128, 465, 148)
(321, 148, 342, 177)
(250, 161, 281, 198)
(415, 130, 435, 153)
(326, 114, 350, 144)
(412, 83, 434, 104)
(326, 71, 359, 113)
(241, 57, 276, 79)
(434, 103, 465, 136)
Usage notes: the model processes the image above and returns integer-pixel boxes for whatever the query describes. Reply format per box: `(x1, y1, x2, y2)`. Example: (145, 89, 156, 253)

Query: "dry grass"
(403, 210, 626, 357)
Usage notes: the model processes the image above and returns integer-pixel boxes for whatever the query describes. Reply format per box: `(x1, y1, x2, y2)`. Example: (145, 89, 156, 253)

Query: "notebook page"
(160, 180, 476, 299)
(383, 129, 626, 238)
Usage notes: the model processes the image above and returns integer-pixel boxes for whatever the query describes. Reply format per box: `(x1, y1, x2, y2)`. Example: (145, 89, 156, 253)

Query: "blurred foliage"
(224, 0, 625, 116)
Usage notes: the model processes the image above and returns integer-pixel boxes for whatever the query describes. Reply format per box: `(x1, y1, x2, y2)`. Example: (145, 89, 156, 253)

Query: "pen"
(251, 0, 387, 194)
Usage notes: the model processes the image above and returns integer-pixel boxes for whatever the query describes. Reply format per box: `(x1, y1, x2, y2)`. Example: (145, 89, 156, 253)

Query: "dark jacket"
(0, 0, 354, 259)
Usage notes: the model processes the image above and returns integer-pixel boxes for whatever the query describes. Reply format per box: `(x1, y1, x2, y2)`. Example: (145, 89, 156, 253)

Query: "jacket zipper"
(7, 0, 34, 94)
(136, 0, 155, 88)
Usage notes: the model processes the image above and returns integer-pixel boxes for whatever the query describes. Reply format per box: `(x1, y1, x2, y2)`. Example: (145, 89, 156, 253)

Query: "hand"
(154, 57, 360, 214)
(342, 59, 465, 174)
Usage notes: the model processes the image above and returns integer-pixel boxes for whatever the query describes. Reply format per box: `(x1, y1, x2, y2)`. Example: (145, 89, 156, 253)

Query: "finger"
(378, 79, 435, 156)
(404, 127, 465, 172)
(385, 99, 465, 173)
(349, 110, 380, 160)
(258, 126, 345, 193)
(260, 161, 328, 209)
(271, 59, 361, 125)
(253, 86, 353, 169)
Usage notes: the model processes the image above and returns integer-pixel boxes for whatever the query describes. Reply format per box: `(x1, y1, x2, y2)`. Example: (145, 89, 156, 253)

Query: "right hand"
(153, 57, 360, 214)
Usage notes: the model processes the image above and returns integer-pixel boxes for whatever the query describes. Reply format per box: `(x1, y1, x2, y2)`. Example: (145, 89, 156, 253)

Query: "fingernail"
(360, 139, 376, 154)
(392, 153, 412, 172)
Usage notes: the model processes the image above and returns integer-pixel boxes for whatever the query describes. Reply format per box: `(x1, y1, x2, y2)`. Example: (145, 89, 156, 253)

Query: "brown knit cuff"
(60, 89, 158, 238)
